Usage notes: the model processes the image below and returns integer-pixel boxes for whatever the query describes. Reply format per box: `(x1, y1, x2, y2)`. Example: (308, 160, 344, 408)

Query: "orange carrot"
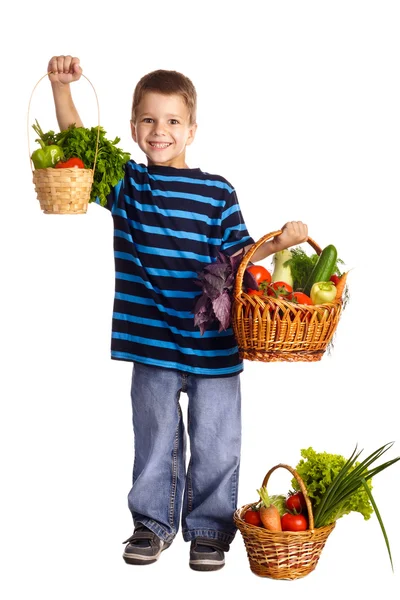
(257, 486, 283, 531)
(259, 505, 282, 531)
(335, 271, 349, 300)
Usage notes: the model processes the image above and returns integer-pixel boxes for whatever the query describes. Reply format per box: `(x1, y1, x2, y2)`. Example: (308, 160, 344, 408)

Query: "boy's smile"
(131, 92, 197, 168)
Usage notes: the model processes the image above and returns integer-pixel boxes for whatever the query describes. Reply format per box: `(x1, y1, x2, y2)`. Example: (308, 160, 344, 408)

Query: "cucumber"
(304, 244, 338, 296)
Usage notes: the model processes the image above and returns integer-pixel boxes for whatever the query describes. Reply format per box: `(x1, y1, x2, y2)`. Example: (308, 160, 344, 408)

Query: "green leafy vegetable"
(285, 247, 319, 291)
(292, 446, 374, 526)
(32, 121, 131, 206)
(293, 444, 400, 569)
(285, 246, 344, 292)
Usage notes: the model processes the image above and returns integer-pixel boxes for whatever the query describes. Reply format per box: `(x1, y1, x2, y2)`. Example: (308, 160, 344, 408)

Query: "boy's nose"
(152, 123, 166, 136)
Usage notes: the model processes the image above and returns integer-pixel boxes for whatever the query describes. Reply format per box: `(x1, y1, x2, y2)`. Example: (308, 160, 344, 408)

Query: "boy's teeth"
(150, 143, 170, 148)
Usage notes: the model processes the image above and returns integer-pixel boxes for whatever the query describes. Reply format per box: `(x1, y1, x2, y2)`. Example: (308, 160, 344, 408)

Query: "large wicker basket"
(28, 73, 99, 214)
(234, 464, 336, 579)
(232, 231, 343, 362)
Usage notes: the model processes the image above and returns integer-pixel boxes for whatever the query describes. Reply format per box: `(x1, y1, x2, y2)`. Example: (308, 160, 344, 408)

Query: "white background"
(1, 1, 400, 598)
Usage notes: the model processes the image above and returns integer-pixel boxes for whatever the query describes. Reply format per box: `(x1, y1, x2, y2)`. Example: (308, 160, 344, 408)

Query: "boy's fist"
(272, 221, 308, 252)
(47, 55, 82, 84)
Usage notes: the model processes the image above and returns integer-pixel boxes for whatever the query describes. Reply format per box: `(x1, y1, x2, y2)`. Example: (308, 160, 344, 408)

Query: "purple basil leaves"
(193, 250, 259, 335)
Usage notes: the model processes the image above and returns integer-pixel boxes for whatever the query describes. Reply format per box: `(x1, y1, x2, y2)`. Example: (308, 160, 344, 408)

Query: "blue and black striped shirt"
(99, 160, 254, 376)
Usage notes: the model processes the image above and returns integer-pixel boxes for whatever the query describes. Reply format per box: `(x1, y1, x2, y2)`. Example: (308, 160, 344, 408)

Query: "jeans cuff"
(136, 517, 176, 544)
(182, 528, 236, 545)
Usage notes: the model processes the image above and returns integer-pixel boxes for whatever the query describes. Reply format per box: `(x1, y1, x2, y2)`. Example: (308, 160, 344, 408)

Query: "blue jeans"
(127, 362, 241, 545)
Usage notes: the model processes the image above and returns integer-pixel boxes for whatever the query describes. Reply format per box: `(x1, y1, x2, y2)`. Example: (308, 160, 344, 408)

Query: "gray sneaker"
(189, 538, 230, 571)
(122, 524, 171, 565)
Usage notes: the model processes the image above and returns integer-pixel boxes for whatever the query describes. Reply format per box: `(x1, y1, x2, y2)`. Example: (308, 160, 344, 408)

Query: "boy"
(47, 55, 308, 571)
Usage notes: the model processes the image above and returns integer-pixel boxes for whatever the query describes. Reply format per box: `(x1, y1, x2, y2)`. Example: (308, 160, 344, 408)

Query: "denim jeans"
(127, 362, 241, 545)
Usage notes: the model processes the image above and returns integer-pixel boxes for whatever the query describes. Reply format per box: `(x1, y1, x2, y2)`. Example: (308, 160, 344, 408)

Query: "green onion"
(312, 443, 399, 570)
(361, 479, 393, 572)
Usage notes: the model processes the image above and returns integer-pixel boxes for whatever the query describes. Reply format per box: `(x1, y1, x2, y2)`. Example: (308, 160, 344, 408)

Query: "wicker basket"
(234, 464, 336, 579)
(32, 167, 94, 214)
(232, 231, 343, 362)
(28, 73, 100, 214)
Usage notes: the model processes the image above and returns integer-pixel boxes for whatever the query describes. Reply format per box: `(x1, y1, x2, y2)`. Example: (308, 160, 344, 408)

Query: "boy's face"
(131, 92, 197, 168)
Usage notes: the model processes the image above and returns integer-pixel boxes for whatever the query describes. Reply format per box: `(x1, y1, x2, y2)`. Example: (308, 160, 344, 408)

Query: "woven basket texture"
(234, 464, 336, 579)
(232, 232, 343, 362)
(32, 167, 93, 214)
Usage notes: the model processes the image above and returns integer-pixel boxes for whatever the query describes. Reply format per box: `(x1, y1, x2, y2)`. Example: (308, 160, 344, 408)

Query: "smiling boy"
(47, 55, 307, 571)
(131, 90, 196, 167)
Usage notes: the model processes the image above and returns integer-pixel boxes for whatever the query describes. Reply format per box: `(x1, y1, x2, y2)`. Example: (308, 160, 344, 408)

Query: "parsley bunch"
(33, 121, 131, 206)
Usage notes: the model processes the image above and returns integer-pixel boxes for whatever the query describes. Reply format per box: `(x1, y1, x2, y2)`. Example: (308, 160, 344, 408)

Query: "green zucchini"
(304, 244, 338, 296)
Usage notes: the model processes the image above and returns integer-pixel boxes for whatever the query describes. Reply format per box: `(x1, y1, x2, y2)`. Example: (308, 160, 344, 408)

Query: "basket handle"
(234, 232, 322, 298)
(261, 463, 315, 530)
(27, 72, 100, 175)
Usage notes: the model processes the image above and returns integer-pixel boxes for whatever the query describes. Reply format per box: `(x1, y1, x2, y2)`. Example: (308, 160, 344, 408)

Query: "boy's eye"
(169, 119, 179, 125)
(143, 118, 154, 123)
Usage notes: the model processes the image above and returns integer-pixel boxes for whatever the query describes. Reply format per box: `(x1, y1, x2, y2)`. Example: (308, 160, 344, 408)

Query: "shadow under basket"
(32, 167, 94, 214)
(232, 231, 343, 362)
(233, 464, 336, 580)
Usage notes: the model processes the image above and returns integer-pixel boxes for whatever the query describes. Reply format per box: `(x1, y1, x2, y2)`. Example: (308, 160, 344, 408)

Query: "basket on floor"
(234, 464, 336, 580)
(28, 73, 100, 214)
(232, 231, 343, 362)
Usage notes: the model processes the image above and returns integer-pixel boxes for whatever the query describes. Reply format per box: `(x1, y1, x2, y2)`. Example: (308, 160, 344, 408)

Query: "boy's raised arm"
(48, 55, 84, 130)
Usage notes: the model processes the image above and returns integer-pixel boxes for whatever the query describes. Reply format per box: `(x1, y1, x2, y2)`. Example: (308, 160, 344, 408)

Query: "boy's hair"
(131, 69, 197, 125)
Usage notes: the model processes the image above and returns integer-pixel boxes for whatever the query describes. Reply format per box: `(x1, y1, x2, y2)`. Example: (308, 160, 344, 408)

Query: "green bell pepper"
(31, 140, 64, 169)
(310, 281, 337, 304)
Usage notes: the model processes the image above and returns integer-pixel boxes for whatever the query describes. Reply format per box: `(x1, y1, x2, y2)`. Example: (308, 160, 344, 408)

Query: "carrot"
(335, 271, 349, 300)
(259, 505, 282, 531)
(257, 486, 283, 531)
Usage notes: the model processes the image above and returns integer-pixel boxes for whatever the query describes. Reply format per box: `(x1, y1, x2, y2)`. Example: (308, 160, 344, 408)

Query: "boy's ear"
(186, 122, 198, 147)
(130, 120, 137, 143)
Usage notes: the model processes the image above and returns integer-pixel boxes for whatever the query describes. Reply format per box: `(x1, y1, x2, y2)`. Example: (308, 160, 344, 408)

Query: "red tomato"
(244, 509, 262, 526)
(330, 274, 340, 285)
(247, 289, 263, 296)
(268, 281, 293, 297)
(286, 492, 307, 513)
(247, 265, 272, 285)
(290, 292, 313, 305)
(281, 513, 308, 532)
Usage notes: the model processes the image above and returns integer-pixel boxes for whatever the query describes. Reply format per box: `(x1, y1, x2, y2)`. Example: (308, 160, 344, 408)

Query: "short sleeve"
(220, 190, 254, 255)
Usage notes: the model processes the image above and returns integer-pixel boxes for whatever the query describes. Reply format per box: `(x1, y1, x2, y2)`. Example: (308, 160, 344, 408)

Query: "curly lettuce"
(292, 447, 373, 526)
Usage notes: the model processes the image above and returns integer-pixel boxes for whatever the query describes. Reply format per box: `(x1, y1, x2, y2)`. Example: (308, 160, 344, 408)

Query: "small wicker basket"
(232, 231, 343, 362)
(234, 464, 336, 580)
(28, 73, 100, 214)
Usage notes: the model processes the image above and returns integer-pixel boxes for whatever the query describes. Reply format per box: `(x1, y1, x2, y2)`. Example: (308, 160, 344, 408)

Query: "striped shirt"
(98, 160, 254, 376)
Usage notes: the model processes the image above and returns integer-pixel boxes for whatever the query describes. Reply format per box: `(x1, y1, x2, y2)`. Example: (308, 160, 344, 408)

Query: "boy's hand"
(47, 55, 82, 85)
(271, 221, 308, 252)
(244, 221, 308, 263)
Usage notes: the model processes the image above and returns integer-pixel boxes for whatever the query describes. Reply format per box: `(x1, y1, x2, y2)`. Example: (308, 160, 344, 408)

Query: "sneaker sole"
(123, 542, 169, 566)
(189, 558, 225, 572)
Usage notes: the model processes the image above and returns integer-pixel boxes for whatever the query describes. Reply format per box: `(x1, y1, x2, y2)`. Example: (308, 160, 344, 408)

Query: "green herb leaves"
(285, 247, 319, 291)
(32, 121, 131, 206)
(56, 125, 131, 206)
